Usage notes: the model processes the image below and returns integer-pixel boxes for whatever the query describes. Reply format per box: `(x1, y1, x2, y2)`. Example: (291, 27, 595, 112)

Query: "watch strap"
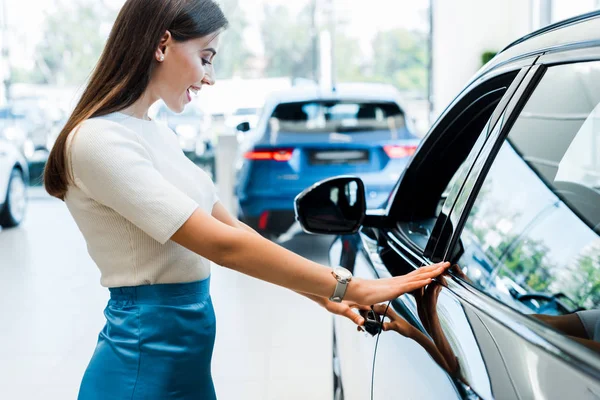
(329, 280, 349, 303)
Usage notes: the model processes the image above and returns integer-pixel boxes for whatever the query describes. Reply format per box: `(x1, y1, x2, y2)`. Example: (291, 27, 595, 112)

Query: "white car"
(151, 101, 212, 154)
(0, 138, 29, 228)
(225, 107, 261, 142)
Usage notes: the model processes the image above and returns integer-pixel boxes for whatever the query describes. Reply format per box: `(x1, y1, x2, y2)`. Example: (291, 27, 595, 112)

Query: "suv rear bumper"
(237, 195, 297, 235)
(241, 210, 296, 236)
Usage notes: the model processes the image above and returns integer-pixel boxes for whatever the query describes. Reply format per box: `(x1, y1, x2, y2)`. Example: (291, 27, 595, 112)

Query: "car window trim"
(440, 64, 547, 263)
(387, 66, 532, 257)
(382, 63, 531, 219)
(388, 80, 518, 227)
(424, 66, 533, 262)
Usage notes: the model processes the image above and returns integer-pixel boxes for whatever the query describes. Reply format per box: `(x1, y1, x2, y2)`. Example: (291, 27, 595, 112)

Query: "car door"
(370, 66, 546, 400)
(361, 51, 600, 400)
(434, 52, 600, 398)
(329, 60, 536, 400)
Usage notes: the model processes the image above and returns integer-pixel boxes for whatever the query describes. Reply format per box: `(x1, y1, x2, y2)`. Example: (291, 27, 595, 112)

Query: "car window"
(392, 71, 522, 252)
(268, 101, 412, 136)
(404, 126, 492, 252)
(436, 121, 491, 217)
(453, 62, 600, 347)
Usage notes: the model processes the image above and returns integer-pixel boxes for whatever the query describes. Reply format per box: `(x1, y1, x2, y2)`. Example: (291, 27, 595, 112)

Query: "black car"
(296, 11, 600, 400)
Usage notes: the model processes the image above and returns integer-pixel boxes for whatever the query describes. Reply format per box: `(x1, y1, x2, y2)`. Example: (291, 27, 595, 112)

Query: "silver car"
(0, 138, 29, 228)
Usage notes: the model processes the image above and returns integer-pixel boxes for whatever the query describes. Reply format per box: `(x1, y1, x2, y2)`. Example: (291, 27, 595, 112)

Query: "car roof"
(502, 10, 600, 53)
(480, 10, 600, 76)
(266, 82, 402, 105)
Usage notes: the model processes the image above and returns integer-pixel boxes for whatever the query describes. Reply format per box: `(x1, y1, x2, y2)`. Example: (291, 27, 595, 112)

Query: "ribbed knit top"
(64, 112, 218, 287)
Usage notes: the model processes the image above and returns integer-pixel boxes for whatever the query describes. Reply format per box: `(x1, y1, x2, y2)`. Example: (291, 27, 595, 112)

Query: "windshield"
(269, 101, 406, 133)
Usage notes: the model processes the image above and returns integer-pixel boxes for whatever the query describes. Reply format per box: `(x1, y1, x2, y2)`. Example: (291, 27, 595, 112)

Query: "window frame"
(434, 64, 547, 264)
(385, 65, 532, 258)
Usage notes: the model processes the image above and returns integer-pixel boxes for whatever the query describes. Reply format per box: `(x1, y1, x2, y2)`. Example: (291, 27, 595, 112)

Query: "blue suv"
(235, 83, 421, 238)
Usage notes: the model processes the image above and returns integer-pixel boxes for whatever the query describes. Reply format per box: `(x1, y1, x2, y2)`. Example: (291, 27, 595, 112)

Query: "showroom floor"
(0, 188, 335, 399)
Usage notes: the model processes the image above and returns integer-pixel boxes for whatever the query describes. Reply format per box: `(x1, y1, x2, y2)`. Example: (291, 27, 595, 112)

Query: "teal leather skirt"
(78, 277, 217, 399)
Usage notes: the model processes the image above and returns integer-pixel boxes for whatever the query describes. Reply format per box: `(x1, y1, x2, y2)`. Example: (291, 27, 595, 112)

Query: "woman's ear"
(156, 30, 172, 59)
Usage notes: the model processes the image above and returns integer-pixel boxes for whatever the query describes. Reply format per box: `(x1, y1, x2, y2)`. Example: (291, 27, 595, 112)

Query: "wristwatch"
(329, 266, 353, 303)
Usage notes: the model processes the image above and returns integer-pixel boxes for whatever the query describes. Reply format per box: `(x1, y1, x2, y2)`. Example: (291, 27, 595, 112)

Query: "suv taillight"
(383, 145, 417, 159)
(244, 148, 294, 162)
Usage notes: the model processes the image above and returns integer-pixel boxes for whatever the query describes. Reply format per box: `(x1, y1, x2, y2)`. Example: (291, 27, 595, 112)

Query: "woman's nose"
(202, 71, 215, 86)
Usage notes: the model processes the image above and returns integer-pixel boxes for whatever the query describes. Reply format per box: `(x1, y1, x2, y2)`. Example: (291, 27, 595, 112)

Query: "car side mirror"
(294, 176, 366, 235)
(236, 122, 251, 132)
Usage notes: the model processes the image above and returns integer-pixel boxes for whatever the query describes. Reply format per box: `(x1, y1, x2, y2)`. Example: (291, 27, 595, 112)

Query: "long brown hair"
(44, 0, 228, 200)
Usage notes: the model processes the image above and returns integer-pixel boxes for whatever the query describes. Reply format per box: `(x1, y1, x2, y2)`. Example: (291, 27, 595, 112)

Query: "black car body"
(296, 11, 600, 400)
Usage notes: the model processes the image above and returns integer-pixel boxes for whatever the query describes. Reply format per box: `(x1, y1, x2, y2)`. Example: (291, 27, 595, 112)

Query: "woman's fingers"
(402, 278, 434, 294)
(331, 303, 364, 325)
(401, 262, 450, 283)
(327, 302, 366, 326)
(414, 262, 451, 276)
(359, 262, 450, 305)
(348, 303, 372, 312)
(344, 309, 364, 326)
(414, 264, 450, 280)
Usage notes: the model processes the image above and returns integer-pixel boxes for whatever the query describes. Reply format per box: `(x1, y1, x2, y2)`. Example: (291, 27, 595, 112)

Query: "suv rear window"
(269, 101, 409, 135)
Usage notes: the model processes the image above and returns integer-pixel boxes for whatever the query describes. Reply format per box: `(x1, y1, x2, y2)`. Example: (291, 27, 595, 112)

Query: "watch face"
(334, 266, 352, 281)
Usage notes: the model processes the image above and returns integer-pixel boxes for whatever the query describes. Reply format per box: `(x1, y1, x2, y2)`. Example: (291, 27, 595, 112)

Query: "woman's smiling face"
(151, 30, 221, 113)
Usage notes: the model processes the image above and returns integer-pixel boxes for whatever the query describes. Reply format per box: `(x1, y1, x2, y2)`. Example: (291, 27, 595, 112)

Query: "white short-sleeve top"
(64, 112, 218, 287)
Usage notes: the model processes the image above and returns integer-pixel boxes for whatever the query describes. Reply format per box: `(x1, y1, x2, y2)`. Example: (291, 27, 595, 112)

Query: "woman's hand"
(347, 262, 451, 305)
(322, 300, 372, 326)
(297, 291, 372, 326)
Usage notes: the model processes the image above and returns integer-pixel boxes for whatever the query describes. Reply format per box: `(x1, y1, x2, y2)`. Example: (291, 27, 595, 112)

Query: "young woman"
(44, 0, 450, 398)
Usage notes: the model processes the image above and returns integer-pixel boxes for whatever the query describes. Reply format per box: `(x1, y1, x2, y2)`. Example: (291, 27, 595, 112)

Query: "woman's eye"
(202, 58, 212, 66)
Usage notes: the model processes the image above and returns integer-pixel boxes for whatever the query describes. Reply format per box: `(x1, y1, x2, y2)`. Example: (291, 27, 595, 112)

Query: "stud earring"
(159, 55, 164, 62)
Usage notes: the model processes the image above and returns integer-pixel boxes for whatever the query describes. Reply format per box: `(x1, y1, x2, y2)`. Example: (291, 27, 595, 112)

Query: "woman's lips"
(186, 86, 201, 102)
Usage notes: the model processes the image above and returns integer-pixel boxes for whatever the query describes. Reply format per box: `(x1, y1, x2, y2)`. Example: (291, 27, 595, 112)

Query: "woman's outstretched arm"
(210, 201, 370, 325)
(174, 204, 449, 306)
